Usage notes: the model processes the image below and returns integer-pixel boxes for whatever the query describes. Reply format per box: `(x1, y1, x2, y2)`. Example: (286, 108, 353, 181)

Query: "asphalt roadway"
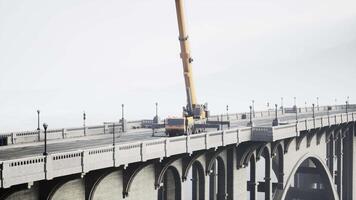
(0, 109, 353, 161)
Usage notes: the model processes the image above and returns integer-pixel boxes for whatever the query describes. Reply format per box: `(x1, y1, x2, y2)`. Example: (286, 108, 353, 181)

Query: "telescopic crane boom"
(174, 0, 206, 119)
(175, 0, 196, 115)
(165, 0, 208, 136)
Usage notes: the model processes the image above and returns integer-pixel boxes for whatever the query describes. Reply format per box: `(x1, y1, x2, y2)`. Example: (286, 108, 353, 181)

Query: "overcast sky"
(0, 0, 355, 132)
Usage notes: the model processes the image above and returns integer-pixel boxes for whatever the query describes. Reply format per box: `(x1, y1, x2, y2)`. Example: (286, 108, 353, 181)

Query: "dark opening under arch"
(158, 166, 181, 200)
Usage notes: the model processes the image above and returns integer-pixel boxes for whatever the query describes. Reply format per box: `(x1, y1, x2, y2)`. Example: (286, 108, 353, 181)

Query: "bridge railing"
(1, 111, 356, 189)
(0, 104, 354, 146)
(0, 126, 253, 188)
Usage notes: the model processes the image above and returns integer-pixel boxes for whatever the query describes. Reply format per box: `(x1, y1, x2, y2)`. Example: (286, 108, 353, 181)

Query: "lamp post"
(272, 104, 279, 126)
(281, 97, 284, 115)
(335, 98, 337, 110)
(37, 110, 40, 131)
(312, 103, 315, 120)
(267, 102, 270, 116)
(113, 122, 116, 146)
(153, 102, 159, 124)
(121, 104, 125, 132)
(252, 100, 255, 118)
(226, 105, 229, 121)
(316, 97, 319, 111)
(248, 106, 253, 127)
(346, 100, 349, 115)
(327, 106, 331, 124)
(305, 101, 307, 112)
(43, 123, 48, 156)
(83, 111, 86, 136)
(155, 102, 158, 118)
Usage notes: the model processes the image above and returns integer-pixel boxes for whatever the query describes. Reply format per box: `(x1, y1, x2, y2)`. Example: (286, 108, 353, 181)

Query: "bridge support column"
(336, 128, 343, 200)
(326, 130, 335, 180)
(342, 124, 353, 200)
(247, 156, 257, 200)
(353, 122, 356, 199)
(264, 152, 272, 200)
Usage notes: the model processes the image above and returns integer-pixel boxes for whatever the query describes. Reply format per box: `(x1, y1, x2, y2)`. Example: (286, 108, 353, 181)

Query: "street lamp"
(281, 97, 284, 115)
(272, 104, 279, 126)
(312, 103, 315, 120)
(247, 106, 253, 127)
(335, 98, 337, 110)
(153, 102, 159, 124)
(121, 104, 125, 132)
(43, 123, 48, 156)
(267, 102, 270, 116)
(327, 106, 331, 124)
(305, 101, 307, 112)
(252, 100, 255, 118)
(316, 97, 319, 111)
(112, 122, 116, 146)
(155, 102, 158, 118)
(346, 101, 349, 115)
(83, 111, 86, 136)
(37, 110, 40, 131)
(226, 105, 229, 121)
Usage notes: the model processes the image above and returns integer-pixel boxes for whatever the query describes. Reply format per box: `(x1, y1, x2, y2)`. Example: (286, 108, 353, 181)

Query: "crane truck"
(165, 0, 228, 136)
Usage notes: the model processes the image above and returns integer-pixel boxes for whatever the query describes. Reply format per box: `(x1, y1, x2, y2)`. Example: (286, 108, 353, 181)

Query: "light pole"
(43, 123, 48, 156)
(155, 102, 158, 118)
(37, 110, 40, 131)
(346, 101, 349, 115)
(327, 106, 331, 124)
(112, 122, 116, 146)
(272, 104, 279, 126)
(267, 102, 270, 116)
(316, 97, 319, 111)
(312, 103, 315, 128)
(153, 102, 159, 124)
(335, 98, 337, 110)
(248, 106, 253, 127)
(252, 100, 255, 118)
(226, 105, 229, 121)
(83, 111, 86, 136)
(281, 97, 284, 115)
(121, 104, 125, 132)
(305, 101, 307, 112)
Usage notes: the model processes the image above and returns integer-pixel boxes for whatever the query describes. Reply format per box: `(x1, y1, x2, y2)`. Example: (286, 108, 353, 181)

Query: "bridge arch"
(47, 178, 85, 200)
(272, 141, 284, 190)
(88, 169, 123, 200)
(280, 153, 339, 200)
(256, 144, 272, 200)
(191, 161, 205, 200)
(157, 165, 182, 200)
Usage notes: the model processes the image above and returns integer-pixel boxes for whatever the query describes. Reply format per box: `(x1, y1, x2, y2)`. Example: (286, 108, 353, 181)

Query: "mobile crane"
(165, 0, 228, 136)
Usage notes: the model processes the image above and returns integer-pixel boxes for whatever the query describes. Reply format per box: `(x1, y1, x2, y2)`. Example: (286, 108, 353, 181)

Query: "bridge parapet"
(252, 124, 297, 142)
(1, 111, 355, 189)
(1, 104, 353, 147)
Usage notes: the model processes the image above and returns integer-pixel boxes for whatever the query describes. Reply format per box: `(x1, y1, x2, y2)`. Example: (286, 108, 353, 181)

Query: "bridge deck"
(0, 109, 350, 161)
(0, 107, 355, 188)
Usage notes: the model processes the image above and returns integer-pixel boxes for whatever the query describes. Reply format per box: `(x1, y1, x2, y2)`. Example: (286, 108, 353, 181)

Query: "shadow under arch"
(191, 161, 205, 200)
(209, 156, 226, 200)
(280, 153, 339, 200)
(158, 166, 181, 200)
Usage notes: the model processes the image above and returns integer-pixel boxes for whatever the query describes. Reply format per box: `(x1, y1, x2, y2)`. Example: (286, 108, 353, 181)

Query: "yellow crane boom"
(175, 0, 197, 115)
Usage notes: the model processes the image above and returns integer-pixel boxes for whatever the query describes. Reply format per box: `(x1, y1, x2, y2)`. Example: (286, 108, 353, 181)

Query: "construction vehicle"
(165, 0, 228, 136)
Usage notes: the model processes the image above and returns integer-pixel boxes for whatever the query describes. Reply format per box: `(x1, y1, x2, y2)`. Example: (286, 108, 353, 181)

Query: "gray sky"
(0, 0, 356, 132)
